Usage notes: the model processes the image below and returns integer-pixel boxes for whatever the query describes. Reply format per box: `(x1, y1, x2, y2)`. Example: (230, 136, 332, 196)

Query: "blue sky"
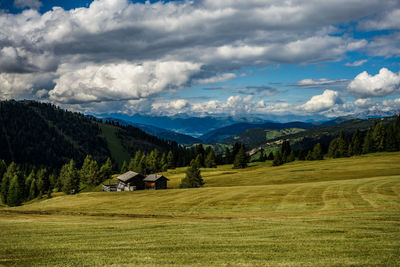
(1, 0, 400, 121)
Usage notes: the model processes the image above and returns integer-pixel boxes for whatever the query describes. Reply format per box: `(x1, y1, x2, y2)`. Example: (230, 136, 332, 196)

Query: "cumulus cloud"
(0, 0, 398, 118)
(345, 59, 367, 67)
(301, 90, 343, 113)
(354, 98, 373, 108)
(0, 0, 384, 106)
(347, 68, 400, 98)
(49, 61, 201, 104)
(0, 72, 55, 100)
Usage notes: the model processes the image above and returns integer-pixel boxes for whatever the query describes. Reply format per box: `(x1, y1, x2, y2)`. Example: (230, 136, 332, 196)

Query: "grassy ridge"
(164, 152, 400, 188)
(0, 152, 399, 266)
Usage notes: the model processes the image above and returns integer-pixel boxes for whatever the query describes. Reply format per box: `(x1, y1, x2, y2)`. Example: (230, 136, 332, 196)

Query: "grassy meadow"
(1, 152, 400, 266)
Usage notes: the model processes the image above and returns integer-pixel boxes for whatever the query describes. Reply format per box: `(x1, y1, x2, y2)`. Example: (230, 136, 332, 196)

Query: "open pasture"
(1, 152, 400, 266)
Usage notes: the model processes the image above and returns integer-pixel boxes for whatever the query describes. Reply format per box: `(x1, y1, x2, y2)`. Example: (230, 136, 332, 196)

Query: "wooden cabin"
(116, 171, 145, 191)
(143, 174, 169, 190)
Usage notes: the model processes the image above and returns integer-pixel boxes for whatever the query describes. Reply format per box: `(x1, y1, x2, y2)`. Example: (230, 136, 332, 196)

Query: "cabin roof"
(117, 171, 143, 182)
(144, 174, 169, 182)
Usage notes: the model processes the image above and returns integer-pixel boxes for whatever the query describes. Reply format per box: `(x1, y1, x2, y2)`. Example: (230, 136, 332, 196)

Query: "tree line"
(0, 156, 113, 206)
(270, 115, 400, 166)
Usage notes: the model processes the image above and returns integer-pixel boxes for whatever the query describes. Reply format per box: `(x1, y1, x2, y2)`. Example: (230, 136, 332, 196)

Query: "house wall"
(155, 179, 167, 189)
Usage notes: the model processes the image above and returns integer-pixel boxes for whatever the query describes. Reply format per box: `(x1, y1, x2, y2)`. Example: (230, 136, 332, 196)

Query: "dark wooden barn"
(143, 174, 169, 190)
(117, 171, 145, 191)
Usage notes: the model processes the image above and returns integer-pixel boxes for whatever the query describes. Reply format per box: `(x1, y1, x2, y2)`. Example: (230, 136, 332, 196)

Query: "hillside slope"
(0, 100, 179, 168)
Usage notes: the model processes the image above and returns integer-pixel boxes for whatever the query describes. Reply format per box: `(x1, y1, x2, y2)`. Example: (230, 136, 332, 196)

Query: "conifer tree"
(147, 149, 161, 173)
(362, 129, 375, 154)
(137, 154, 147, 175)
(98, 158, 113, 183)
(312, 143, 323, 160)
(267, 152, 274, 160)
(196, 144, 206, 167)
(351, 129, 363, 155)
(80, 155, 99, 185)
(258, 148, 266, 162)
(7, 175, 22, 206)
(224, 148, 232, 164)
(24, 171, 36, 200)
(120, 160, 129, 173)
(373, 122, 386, 152)
(0, 160, 6, 186)
(180, 159, 204, 188)
(29, 178, 37, 200)
(385, 124, 397, 152)
(233, 146, 248, 169)
(280, 140, 291, 163)
(1, 162, 19, 204)
(160, 152, 168, 171)
(288, 151, 296, 162)
(60, 159, 79, 194)
(205, 149, 217, 168)
(36, 168, 49, 195)
(272, 151, 283, 166)
(306, 150, 313, 161)
(167, 151, 176, 169)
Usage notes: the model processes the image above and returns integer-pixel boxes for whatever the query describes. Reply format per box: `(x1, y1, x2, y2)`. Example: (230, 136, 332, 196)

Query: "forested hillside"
(0, 100, 180, 169)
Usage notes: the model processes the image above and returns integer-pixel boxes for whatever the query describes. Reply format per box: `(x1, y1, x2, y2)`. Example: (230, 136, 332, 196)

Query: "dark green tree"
(224, 148, 232, 164)
(362, 129, 375, 154)
(280, 140, 291, 163)
(258, 148, 266, 162)
(373, 122, 386, 152)
(205, 148, 217, 168)
(233, 146, 248, 169)
(36, 168, 49, 195)
(167, 151, 176, 169)
(24, 171, 36, 200)
(1, 162, 19, 204)
(195, 144, 206, 167)
(60, 159, 79, 194)
(267, 152, 274, 160)
(350, 129, 363, 155)
(120, 160, 129, 173)
(306, 150, 313, 161)
(7, 175, 22, 206)
(0, 160, 6, 188)
(28, 178, 37, 200)
(180, 160, 204, 188)
(80, 155, 99, 185)
(98, 158, 113, 183)
(272, 151, 283, 166)
(312, 143, 324, 160)
(288, 151, 296, 162)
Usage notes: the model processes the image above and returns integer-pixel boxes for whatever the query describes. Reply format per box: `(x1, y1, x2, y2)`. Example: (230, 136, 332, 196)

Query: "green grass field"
(1, 152, 399, 266)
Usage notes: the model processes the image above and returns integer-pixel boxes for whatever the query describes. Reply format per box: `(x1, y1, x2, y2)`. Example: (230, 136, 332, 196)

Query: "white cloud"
(359, 8, 400, 30)
(14, 0, 42, 10)
(354, 98, 373, 108)
(347, 68, 400, 98)
(49, 61, 201, 104)
(345, 59, 367, 67)
(301, 90, 342, 113)
(195, 73, 237, 85)
(295, 78, 349, 88)
(0, 72, 55, 100)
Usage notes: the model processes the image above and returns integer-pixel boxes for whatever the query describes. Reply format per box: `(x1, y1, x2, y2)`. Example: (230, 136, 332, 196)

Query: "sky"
(0, 0, 400, 121)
